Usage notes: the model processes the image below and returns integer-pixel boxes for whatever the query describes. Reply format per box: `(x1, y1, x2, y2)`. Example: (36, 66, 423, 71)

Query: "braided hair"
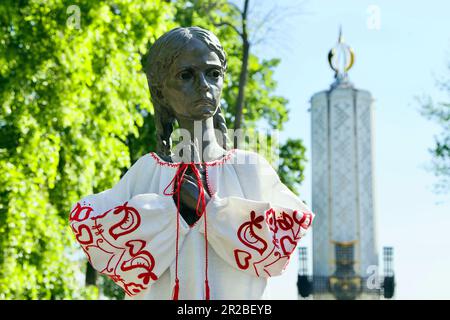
(146, 27, 230, 157)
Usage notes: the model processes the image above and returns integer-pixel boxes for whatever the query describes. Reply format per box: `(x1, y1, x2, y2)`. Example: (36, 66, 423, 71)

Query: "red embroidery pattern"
(204, 166, 215, 195)
(234, 249, 252, 269)
(108, 202, 141, 240)
(149, 153, 179, 168)
(69, 202, 158, 296)
(237, 210, 268, 255)
(203, 149, 237, 167)
(149, 149, 237, 167)
(234, 208, 313, 277)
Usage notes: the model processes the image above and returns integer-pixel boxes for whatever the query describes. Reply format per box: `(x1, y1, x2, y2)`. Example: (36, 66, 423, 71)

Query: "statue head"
(146, 27, 229, 156)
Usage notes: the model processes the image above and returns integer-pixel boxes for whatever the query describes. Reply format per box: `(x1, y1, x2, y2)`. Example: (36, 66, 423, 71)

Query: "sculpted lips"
(194, 98, 215, 107)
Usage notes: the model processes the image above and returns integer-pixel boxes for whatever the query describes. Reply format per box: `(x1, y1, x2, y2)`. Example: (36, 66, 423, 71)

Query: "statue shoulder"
(147, 151, 179, 167)
(155, 153, 173, 163)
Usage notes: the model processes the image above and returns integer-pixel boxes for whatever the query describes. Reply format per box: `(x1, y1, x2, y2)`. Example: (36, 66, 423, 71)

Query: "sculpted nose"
(197, 73, 210, 91)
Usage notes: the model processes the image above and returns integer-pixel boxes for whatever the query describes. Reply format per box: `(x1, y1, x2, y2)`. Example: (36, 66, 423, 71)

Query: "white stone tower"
(309, 29, 379, 299)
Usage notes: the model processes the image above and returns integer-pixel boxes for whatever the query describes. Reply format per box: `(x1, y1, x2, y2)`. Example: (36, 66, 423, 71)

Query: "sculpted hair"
(146, 26, 230, 156)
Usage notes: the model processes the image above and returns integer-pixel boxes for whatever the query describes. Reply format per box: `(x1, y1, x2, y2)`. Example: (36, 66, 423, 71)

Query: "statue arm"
(198, 152, 315, 278)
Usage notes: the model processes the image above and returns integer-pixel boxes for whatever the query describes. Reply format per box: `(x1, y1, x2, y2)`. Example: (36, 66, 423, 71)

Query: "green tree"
(278, 139, 307, 196)
(0, 0, 174, 299)
(419, 78, 450, 193)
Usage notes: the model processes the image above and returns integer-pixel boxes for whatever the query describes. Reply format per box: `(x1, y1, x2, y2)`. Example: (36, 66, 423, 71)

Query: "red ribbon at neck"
(163, 162, 210, 300)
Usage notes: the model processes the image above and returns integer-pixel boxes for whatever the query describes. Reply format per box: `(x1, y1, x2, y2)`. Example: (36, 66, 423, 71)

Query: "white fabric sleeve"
(199, 153, 314, 278)
(69, 156, 189, 297)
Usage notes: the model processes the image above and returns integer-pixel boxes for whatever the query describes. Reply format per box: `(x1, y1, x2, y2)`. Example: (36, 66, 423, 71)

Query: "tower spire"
(328, 26, 355, 84)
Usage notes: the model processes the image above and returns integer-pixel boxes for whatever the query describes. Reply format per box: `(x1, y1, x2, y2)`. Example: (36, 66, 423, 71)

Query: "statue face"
(162, 38, 224, 121)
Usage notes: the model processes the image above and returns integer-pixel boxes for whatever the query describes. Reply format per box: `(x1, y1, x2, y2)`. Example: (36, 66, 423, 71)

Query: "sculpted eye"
(178, 70, 193, 80)
(207, 68, 222, 79)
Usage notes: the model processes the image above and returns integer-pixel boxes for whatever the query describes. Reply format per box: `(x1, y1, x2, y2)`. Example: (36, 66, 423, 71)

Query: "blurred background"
(0, 0, 448, 299)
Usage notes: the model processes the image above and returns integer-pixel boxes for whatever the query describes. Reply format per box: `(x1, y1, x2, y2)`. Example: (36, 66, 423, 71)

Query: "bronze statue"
(69, 26, 314, 300)
(146, 26, 230, 226)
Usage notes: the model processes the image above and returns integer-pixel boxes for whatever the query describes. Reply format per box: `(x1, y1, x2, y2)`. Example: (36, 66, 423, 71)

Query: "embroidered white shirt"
(69, 149, 314, 300)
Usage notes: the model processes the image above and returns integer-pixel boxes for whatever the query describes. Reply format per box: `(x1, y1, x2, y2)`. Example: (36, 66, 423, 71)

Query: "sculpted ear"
(155, 88, 170, 108)
(155, 88, 175, 117)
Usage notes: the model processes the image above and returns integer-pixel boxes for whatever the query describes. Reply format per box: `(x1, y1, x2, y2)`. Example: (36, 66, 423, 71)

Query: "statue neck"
(176, 117, 226, 162)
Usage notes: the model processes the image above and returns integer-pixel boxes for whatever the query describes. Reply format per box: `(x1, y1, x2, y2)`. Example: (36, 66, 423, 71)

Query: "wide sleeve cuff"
(199, 194, 314, 278)
(69, 192, 189, 297)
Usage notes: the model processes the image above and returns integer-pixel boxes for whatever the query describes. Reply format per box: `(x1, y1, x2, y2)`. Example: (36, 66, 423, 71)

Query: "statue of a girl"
(69, 27, 314, 300)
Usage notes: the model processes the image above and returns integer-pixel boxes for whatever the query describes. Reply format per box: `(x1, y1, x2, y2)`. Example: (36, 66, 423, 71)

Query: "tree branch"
(212, 20, 243, 38)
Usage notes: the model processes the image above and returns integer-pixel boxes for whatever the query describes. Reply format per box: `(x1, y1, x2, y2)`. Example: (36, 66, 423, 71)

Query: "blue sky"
(250, 0, 450, 299)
